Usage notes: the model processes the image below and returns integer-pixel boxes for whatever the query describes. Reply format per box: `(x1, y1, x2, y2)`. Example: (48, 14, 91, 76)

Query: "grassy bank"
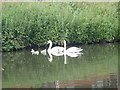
(2, 2, 119, 51)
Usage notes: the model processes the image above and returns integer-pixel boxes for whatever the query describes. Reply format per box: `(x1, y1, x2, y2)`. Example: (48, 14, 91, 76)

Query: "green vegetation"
(2, 2, 119, 51)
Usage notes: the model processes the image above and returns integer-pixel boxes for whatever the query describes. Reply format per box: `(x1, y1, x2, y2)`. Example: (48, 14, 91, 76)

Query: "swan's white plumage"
(41, 49, 47, 55)
(66, 47, 83, 53)
(63, 40, 83, 57)
(47, 40, 64, 56)
(31, 49, 39, 55)
(49, 46, 64, 56)
(46, 40, 83, 64)
(1, 68, 4, 71)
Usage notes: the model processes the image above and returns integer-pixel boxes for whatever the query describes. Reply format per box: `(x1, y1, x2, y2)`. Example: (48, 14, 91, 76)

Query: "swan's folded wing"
(50, 46, 64, 56)
(66, 47, 83, 53)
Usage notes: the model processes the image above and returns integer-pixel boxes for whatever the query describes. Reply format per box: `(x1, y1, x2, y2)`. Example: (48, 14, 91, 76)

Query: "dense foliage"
(2, 2, 119, 51)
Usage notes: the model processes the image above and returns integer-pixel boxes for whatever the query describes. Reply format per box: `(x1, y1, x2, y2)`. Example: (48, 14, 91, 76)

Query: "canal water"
(2, 43, 118, 88)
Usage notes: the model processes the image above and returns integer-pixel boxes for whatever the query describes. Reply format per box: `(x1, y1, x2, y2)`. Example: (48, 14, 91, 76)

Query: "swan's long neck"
(64, 40, 66, 53)
(48, 41, 52, 50)
(64, 40, 67, 64)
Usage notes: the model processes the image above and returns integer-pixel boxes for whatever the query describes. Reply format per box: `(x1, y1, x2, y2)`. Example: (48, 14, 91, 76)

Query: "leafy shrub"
(2, 2, 118, 51)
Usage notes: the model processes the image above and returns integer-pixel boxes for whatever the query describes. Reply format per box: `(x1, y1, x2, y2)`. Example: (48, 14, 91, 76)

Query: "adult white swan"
(64, 40, 83, 57)
(47, 40, 64, 56)
(41, 49, 47, 55)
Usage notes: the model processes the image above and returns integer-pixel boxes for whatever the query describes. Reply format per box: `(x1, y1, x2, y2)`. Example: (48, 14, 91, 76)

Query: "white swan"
(41, 49, 47, 55)
(31, 49, 39, 55)
(64, 40, 83, 57)
(1, 68, 4, 71)
(46, 40, 83, 64)
(47, 40, 64, 56)
(67, 47, 83, 53)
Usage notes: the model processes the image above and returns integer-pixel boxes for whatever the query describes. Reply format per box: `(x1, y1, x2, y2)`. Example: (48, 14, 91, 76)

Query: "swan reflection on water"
(41, 40, 83, 64)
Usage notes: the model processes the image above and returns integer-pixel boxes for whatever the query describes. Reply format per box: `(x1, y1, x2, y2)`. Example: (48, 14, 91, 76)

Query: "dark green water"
(2, 43, 118, 88)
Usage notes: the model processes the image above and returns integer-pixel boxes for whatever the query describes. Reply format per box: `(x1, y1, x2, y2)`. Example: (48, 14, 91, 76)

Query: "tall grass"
(2, 2, 118, 51)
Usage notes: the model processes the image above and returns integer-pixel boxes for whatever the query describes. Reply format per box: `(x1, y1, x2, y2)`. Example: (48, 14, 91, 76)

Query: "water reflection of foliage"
(3, 51, 49, 71)
(82, 43, 117, 62)
(2, 43, 118, 88)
